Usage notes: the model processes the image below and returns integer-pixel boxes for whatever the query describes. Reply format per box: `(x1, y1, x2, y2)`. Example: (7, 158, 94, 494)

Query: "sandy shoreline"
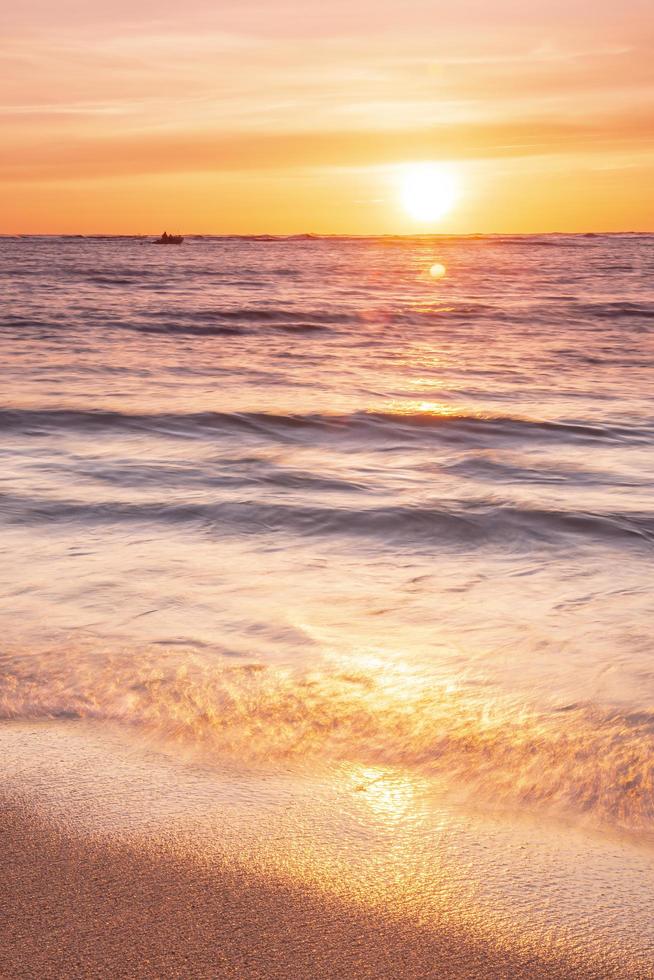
(1, 720, 653, 979)
(0, 794, 623, 980)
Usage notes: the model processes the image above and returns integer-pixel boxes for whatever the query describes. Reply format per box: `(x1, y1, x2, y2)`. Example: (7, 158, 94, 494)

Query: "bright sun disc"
(399, 163, 459, 222)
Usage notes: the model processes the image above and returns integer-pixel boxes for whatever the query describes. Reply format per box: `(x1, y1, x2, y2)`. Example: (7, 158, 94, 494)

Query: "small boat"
(154, 232, 184, 245)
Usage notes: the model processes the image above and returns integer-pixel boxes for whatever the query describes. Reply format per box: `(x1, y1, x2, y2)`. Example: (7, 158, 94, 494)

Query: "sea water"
(1, 233, 653, 837)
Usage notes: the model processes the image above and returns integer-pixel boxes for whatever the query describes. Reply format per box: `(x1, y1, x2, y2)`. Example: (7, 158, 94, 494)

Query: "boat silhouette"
(154, 231, 184, 245)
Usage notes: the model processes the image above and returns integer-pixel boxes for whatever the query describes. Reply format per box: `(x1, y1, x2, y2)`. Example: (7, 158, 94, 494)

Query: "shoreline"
(2, 721, 653, 978)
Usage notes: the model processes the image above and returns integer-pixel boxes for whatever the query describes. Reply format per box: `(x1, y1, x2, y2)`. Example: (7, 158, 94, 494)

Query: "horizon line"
(2, 230, 653, 239)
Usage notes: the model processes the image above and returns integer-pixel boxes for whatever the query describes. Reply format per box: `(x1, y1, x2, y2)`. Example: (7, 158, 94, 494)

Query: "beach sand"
(2, 722, 651, 979)
(0, 797, 621, 980)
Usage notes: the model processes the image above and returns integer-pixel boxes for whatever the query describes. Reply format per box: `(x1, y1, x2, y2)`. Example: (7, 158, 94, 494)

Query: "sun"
(399, 163, 460, 223)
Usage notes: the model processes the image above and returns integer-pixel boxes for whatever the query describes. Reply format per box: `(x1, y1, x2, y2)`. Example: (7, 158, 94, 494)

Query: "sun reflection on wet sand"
(2, 719, 654, 977)
(350, 765, 421, 824)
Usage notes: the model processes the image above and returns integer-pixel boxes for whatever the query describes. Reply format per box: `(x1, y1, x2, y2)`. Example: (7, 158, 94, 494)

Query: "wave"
(137, 305, 351, 324)
(2, 489, 652, 549)
(573, 301, 654, 321)
(130, 320, 326, 337)
(2, 645, 654, 836)
(48, 459, 365, 496)
(85, 275, 138, 286)
(133, 323, 247, 337)
(108, 305, 345, 323)
(1, 406, 649, 446)
(94, 305, 352, 337)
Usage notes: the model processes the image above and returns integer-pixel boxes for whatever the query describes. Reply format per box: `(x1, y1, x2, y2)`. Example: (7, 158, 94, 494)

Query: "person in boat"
(155, 230, 183, 244)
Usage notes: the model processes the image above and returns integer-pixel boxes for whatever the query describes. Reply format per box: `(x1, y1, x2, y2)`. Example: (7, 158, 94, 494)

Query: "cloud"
(3, 111, 653, 183)
(2, 0, 652, 233)
(2, 25, 652, 138)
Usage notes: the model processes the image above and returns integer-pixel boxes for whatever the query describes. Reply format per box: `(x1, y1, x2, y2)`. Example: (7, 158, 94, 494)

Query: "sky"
(2, 0, 653, 234)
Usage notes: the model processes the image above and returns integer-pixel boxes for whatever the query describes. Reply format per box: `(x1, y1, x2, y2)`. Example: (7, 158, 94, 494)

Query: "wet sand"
(0, 796, 620, 980)
(2, 720, 652, 979)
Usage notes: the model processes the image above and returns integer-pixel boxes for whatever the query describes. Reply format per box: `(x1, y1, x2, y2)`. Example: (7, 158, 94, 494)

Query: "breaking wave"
(1, 645, 653, 836)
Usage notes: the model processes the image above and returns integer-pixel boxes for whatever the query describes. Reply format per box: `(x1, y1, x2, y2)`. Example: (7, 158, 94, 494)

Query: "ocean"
(1, 233, 654, 971)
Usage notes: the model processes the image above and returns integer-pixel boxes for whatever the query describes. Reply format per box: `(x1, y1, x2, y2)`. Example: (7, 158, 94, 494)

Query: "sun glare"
(399, 163, 460, 223)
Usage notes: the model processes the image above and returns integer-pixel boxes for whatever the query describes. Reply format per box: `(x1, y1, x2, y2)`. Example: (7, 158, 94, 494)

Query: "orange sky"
(2, 0, 653, 233)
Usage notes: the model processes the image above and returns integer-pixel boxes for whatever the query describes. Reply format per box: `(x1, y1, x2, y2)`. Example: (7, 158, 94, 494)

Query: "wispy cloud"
(3, 111, 653, 183)
(1, 0, 652, 230)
